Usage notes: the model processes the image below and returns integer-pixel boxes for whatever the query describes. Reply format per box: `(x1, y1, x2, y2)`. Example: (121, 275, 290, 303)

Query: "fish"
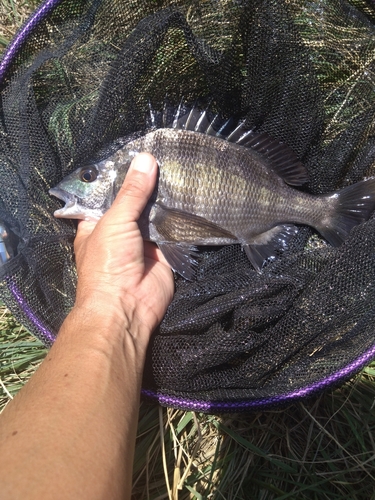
(49, 104, 375, 279)
(0, 220, 18, 265)
(0, 223, 12, 264)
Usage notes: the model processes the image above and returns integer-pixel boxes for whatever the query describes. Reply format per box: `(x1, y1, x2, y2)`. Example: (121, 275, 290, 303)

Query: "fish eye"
(80, 167, 98, 183)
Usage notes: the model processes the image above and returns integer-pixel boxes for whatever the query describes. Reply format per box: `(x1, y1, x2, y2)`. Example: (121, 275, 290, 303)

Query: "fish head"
(49, 159, 117, 221)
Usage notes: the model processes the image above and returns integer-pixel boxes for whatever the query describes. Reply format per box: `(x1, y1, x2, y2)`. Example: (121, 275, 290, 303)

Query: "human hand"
(0, 154, 174, 500)
(73, 153, 174, 345)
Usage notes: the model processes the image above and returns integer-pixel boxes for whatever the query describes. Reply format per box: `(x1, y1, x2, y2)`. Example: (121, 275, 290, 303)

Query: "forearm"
(0, 153, 173, 499)
(0, 305, 147, 500)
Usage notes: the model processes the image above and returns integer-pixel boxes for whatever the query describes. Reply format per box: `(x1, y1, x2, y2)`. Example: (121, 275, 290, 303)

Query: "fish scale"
(149, 129, 304, 232)
(50, 105, 375, 279)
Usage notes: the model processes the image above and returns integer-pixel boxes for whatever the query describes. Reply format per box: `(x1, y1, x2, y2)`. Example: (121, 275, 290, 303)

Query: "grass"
(2, 1, 375, 498)
(0, 306, 47, 406)
(0, 0, 40, 50)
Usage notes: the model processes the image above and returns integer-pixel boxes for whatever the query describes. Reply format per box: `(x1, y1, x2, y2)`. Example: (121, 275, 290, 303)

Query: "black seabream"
(50, 105, 375, 279)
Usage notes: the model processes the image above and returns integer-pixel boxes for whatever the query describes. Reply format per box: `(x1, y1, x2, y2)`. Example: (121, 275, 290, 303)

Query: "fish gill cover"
(1, 0, 375, 412)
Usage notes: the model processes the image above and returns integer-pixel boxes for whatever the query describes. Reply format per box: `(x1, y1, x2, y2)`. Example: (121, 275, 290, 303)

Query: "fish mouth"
(49, 187, 82, 219)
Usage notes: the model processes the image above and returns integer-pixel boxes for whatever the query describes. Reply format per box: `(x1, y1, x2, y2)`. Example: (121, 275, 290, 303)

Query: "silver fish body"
(50, 124, 375, 279)
(114, 130, 318, 241)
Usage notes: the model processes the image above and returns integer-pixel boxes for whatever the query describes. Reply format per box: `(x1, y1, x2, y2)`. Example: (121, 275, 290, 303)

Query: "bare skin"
(0, 153, 174, 500)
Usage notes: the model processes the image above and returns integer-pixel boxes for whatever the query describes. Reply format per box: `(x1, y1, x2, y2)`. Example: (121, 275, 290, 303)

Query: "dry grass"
(0, 0, 40, 51)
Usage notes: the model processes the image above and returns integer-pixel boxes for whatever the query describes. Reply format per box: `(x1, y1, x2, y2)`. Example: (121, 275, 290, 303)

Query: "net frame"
(1, 0, 375, 413)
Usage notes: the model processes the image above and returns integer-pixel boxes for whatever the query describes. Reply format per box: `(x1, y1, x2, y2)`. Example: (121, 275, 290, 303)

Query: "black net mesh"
(1, 0, 375, 412)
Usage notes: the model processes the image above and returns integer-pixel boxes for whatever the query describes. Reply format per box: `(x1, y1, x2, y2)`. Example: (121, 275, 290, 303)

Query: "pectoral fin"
(243, 224, 298, 272)
(152, 203, 236, 243)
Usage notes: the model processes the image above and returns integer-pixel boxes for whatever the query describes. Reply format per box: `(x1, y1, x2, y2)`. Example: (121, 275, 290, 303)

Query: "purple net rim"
(9, 277, 375, 411)
(1, 0, 375, 411)
(142, 338, 375, 411)
(9, 279, 56, 344)
(0, 0, 63, 84)
(8, 278, 375, 413)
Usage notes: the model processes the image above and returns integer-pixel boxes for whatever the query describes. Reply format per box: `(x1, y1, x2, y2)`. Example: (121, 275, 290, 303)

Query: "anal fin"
(243, 224, 298, 272)
(243, 244, 269, 272)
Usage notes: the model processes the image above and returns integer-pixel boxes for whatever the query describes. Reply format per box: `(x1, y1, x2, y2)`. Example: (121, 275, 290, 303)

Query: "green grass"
(0, 306, 46, 407)
(2, 1, 375, 498)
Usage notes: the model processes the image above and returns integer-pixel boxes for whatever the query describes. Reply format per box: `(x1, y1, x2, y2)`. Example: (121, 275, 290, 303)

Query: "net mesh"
(1, 0, 375, 411)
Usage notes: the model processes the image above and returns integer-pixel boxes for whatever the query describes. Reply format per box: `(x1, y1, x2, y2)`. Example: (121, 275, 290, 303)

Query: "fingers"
(74, 153, 158, 254)
(74, 219, 97, 247)
(112, 153, 158, 223)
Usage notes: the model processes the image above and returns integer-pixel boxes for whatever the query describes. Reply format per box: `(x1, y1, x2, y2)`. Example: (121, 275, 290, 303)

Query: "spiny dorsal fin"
(149, 101, 308, 187)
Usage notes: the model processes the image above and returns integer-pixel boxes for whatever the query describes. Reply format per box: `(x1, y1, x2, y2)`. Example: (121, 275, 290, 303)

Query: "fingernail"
(131, 153, 155, 174)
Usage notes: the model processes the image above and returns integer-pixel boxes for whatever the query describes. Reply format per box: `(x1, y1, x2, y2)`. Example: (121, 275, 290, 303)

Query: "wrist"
(65, 293, 152, 353)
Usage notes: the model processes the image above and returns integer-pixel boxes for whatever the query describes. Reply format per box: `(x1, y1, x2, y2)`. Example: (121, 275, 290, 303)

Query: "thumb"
(112, 153, 158, 223)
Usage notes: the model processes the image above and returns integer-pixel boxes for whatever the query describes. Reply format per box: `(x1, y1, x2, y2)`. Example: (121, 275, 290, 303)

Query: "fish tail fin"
(317, 178, 375, 246)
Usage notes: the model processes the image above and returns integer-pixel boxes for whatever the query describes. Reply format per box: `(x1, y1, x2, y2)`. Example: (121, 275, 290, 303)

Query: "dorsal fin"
(172, 98, 185, 129)
(150, 101, 308, 186)
(184, 105, 202, 131)
(240, 132, 309, 186)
